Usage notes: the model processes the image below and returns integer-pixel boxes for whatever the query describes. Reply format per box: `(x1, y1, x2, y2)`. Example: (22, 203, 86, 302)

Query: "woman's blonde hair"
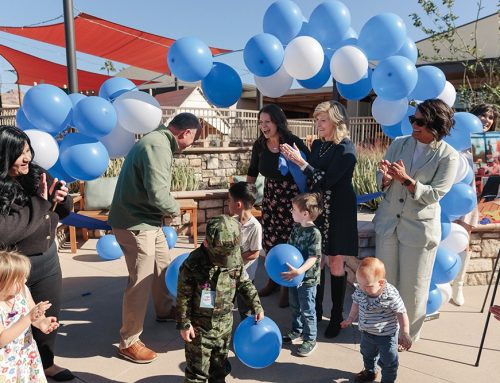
(0, 249, 31, 297)
(313, 101, 350, 144)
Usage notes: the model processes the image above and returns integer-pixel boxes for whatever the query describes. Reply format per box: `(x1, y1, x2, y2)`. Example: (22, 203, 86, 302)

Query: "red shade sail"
(0, 13, 231, 75)
(0, 44, 145, 91)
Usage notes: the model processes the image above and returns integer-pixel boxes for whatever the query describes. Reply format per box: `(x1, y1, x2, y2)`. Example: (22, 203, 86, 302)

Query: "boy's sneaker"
(354, 369, 378, 383)
(282, 331, 302, 344)
(297, 340, 317, 357)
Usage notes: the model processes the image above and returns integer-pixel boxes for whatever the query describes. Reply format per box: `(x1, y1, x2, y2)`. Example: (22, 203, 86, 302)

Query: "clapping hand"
(280, 143, 305, 167)
(29, 301, 51, 322)
(387, 160, 409, 183)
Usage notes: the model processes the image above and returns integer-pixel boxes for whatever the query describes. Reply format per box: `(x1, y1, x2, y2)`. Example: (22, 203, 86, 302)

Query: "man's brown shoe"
(354, 369, 378, 383)
(119, 341, 157, 363)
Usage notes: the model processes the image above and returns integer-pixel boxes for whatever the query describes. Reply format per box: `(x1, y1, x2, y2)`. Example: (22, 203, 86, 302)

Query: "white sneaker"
(452, 283, 465, 306)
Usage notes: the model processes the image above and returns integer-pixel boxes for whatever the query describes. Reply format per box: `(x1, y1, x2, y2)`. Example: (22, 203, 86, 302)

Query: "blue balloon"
(165, 252, 189, 297)
(400, 105, 417, 135)
(15, 106, 36, 130)
(440, 183, 477, 218)
(443, 120, 472, 152)
(409, 66, 446, 101)
(297, 55, 331, 89)
(59, 133, 110, 181)
(22, 84, 72, 135)
(244, 33, 284, 77)
(358, 13, 407, 60)
(462, 165, 474, 186)
(73, 96, 117, 138)
(202, 62, 242, 107)
(336, 68, 372, 100)
(372, 56, 418, 100)
(440, 213, 451, 241)
(162, 226, 178, 249)
(99, 77, 136, 101)
(168, 37, 213, 82)
(426, 284, 442, 314)
(68, 93, 86, 126)
(265, 244, 304, 287)
(381, 123, 403, 139)
(395, 37, 418, 64)
(263, 0, 304, 45)
(431, 247, 461, 284)
(96, 234, 123, 261)
(233, 316, 281, 369)
(48, 158, 77, 184)
(308, 0, 351, 47)
(454, 112, 483, 134)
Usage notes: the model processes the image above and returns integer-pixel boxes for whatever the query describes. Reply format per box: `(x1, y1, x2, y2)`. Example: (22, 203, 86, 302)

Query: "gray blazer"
(373, 136, 459, 248)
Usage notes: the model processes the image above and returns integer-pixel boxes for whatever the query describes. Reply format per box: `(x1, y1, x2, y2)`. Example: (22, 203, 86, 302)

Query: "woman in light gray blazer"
(373, 99, 459, 341)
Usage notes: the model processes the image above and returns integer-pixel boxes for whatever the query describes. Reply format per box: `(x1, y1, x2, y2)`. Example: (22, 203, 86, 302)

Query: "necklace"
(4, 297, 17, 319)
(318, 141, 334, 158)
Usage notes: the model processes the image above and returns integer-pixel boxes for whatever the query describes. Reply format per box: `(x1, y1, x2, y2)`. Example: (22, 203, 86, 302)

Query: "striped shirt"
(352, 282, 406, 336)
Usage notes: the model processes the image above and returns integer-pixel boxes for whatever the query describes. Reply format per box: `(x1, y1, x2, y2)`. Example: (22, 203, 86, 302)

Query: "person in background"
(490, 305, 500, 321)
(247, 104, 310, 308)
(373, 99, 458, 341)
(109, 113, 201, 364)
(0, 125, 74, 381)
(281, 101, 358, 339)
(470, 103, 498, 132)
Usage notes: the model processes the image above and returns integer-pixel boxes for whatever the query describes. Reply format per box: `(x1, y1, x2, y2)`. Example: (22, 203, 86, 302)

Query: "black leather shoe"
(48, 369, 75, 381)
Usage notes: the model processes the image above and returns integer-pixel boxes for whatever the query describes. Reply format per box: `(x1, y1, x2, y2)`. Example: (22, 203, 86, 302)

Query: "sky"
(0, 0, 497, 92)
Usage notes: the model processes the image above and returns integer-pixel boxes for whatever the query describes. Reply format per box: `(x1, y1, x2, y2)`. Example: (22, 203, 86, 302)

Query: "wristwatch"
(402, 178, 413, 186)
(176, 322, 191, 330)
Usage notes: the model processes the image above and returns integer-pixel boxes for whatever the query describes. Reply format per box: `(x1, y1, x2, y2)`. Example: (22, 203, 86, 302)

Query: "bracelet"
(299, 162, 309, 171)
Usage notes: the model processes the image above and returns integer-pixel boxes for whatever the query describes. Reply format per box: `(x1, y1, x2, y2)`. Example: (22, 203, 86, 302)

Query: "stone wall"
(466, 225, 500, 285)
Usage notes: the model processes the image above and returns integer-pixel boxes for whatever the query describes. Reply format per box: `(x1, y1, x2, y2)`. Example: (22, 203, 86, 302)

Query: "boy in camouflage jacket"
(176, 215, 264, 383)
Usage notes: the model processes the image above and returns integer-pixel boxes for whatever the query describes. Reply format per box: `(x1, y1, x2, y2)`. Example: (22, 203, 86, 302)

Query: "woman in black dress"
(281, 101, 358, 338)
(247, 104, 310, 307)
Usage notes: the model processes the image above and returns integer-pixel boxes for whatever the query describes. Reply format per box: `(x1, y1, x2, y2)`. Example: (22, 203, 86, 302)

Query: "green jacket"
(108, 125, 180, 230)
(176, 245, 263, 333)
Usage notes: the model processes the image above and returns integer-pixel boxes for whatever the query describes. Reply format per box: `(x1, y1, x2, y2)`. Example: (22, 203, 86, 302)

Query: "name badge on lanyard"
(200, 290, 215, 308)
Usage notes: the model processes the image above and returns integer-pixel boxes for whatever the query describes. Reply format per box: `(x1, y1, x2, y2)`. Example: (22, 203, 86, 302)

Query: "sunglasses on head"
(408, 115, 427, 127)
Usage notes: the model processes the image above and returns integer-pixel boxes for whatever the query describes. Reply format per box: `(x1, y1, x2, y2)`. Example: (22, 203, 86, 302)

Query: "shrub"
(171, 164, 199, 191)
(353, 144, 386, 210)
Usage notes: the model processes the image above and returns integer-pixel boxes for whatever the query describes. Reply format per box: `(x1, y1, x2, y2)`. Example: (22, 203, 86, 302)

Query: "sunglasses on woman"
(408, 115, 427, 127)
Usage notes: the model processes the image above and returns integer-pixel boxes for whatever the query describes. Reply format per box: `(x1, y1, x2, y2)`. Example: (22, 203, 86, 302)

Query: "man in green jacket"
(109, 112, 201, 363)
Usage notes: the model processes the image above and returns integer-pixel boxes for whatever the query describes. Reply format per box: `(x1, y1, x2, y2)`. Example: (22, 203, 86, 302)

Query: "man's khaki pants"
(113, 227, 174, 349)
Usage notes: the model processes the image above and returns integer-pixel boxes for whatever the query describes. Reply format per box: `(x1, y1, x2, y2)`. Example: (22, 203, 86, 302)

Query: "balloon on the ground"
(162, 226, 178, 249)
(307, 0, 351, 47)
(394, 37, 418, 63)
(371, 56, 417, 100)
(265, 244, 304, 287)
(409, 66, 446, 101)
(233, 316, 282, 369)
(168, 36, 213, 82)
(330, 45, 368, 85)
(358, 13, 407, 60)
(22, 84, 72, 135)
(437, 81, 457, 107)
(202, 62, 242, 107)
(440, 223, 469, 254)
(99, 122, 136, 159)
(24, 129, 59, 169)
(436, 283, 452, 305)
(99, 77, 136, 101)
(440, 183, 477, 218)
(16, 106, 36, 130)
(73, 96, 117, 138)
(254, 65, 293, 98)
(114, 91, 162, 135)
(431, 247, 462, 284)
(283, 36, 324, 80)
(59, 133, 110, 181)
(297, 55, 331, 89)
(336, 68, 372, 100)
(440, 213, 451, 241)
(454, 112, 483, 134)
(165, 252, 189, 297)
(244, 33, 284, 77)
(263, 0, 304, 45)
(371, 97, 408, 126)
(96, 234, 123, 260)
(426, 284, 442, 314)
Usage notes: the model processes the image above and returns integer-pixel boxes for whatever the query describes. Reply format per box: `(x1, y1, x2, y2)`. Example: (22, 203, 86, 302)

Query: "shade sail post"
(63, 0, 78, 93)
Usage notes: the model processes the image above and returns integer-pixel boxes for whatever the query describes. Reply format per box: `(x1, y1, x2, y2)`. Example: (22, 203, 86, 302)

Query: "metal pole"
(256, 89, 263, 110)
(63, 0, 78, 93)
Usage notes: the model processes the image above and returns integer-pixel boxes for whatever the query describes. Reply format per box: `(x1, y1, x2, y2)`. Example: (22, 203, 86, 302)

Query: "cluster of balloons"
(16, 79, 163, 182)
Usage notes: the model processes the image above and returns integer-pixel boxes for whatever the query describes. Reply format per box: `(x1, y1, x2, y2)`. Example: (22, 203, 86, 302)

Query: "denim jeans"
(289, 284, 317, 341)
(360, 331, 398, 383)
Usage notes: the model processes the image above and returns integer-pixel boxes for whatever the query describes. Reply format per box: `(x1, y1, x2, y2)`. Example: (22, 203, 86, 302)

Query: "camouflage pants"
(184, 329, 232, 383)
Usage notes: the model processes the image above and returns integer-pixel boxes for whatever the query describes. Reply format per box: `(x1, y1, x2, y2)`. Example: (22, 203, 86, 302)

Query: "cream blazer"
(373, 136, 459, 248)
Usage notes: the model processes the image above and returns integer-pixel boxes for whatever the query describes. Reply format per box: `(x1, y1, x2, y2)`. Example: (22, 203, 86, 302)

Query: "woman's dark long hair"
(0, 125, 42, 214)
(256, 104, 294, 149)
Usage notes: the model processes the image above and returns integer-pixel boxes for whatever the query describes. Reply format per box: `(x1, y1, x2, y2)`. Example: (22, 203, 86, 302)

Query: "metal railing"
(0, 108, 18, 126)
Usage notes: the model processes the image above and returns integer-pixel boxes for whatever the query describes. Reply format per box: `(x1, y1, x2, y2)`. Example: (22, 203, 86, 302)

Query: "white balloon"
(254, 65, 293, 98)
(440, 223, 469, 253)
(113, 91, 162, 134)
(371, 97, 408, 126)
(283, 36, 324, 80)
(437, 81, 457, 107)
(25, 129, 59, 169)
(436, 283, 452, 304)
(330, 45, 368, 84)
(99, 122, 136, 159)
(453, 152, 470, 184)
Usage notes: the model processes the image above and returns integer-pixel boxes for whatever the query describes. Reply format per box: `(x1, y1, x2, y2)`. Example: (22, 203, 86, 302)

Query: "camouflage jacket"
(176, 245, 263, 332)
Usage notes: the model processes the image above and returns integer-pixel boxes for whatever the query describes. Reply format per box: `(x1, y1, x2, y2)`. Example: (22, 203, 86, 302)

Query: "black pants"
(27, 242, 62, 369)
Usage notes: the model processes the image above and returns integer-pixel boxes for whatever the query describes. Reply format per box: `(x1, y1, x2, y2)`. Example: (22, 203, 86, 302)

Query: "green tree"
(100, 60, 117, 76)
(409, 0, 499, 109)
